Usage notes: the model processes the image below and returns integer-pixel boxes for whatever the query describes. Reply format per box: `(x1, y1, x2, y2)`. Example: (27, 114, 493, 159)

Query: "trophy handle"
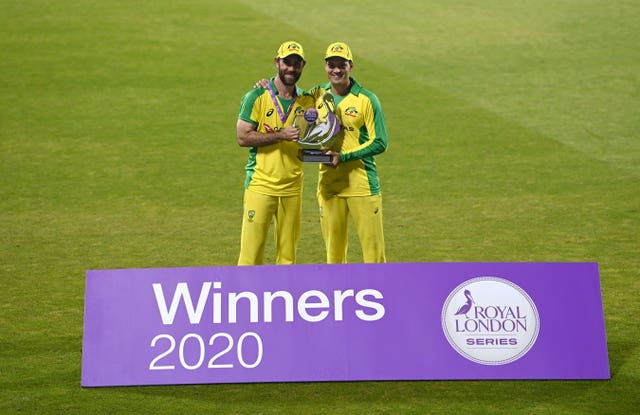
(323, 93, 336, 115)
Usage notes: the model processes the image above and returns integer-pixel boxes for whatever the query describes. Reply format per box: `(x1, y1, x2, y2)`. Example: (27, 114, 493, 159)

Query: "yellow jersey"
(309, 78, 388, 197)
(238, 79, 315, 196)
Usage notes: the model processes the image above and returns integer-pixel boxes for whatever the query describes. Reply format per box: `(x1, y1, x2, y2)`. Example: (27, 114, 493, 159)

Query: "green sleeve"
(340, 91, 388, 162)
(238, 88, 263, 124)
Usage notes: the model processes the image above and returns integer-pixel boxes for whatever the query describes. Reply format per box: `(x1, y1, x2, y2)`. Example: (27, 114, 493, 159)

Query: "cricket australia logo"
(286, 42, 302, 54)
(344, 107, 358, 118)
(329, 44, 345, 54)
(441, 277, 540, 365)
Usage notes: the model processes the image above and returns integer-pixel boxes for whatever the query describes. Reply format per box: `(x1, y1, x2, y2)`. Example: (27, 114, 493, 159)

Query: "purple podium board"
(81, 263, 609, 387)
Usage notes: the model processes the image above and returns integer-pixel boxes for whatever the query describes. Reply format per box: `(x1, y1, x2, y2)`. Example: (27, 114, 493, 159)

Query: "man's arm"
(236, 119, 300, 147)
(338, 93, 387, 162)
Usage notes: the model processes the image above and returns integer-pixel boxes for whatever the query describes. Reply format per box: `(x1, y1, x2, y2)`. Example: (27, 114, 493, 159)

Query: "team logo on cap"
(286, 43, 301, 53)
(330, 44, 344, 54)
(441, 277, 540, 365)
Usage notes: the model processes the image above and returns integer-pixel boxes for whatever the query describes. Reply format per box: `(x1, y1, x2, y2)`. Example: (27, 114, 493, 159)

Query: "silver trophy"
(294, 93, 341, 162)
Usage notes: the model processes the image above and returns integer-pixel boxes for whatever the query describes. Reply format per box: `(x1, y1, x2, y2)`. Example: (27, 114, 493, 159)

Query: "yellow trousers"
(318, 193, 386, 264)
(238, 189, 301, 265)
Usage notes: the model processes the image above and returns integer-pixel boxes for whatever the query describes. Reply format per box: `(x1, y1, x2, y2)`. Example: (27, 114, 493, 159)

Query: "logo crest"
(441, 277, 540, 365)
(345, 107, 358, 117)
(287, 43, 301, 53)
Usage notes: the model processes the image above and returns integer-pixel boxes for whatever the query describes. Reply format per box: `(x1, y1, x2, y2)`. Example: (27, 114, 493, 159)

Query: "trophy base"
(299, 149, 332, 163)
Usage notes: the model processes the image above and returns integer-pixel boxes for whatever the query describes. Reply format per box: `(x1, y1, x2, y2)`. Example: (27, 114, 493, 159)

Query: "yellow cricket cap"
(325, 42, 353, 61)
(276, 41, 305, 60)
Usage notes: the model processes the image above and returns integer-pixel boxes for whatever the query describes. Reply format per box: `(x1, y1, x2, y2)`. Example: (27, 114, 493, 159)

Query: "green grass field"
(1, 0, 638, 413)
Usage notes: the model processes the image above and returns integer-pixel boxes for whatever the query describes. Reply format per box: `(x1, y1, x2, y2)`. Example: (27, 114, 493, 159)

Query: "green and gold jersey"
(238, 79, 315, 196)
(309, 78, 388, 197)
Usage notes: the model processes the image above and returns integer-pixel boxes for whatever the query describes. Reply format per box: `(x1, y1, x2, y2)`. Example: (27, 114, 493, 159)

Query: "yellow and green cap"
(325, 42, 353, 61)
(276, 41, 305, 60)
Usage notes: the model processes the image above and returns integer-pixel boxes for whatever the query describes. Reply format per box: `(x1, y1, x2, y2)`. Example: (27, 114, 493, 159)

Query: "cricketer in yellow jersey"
(236, 41, 315, 265)
(310, 42, 388, 263)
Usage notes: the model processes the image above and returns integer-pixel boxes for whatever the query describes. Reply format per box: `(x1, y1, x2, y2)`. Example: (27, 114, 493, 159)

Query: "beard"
(278, 68, 300, 86)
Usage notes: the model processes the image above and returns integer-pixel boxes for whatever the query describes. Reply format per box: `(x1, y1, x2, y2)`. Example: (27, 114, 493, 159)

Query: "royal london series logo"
(441, 277, 540, 365)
